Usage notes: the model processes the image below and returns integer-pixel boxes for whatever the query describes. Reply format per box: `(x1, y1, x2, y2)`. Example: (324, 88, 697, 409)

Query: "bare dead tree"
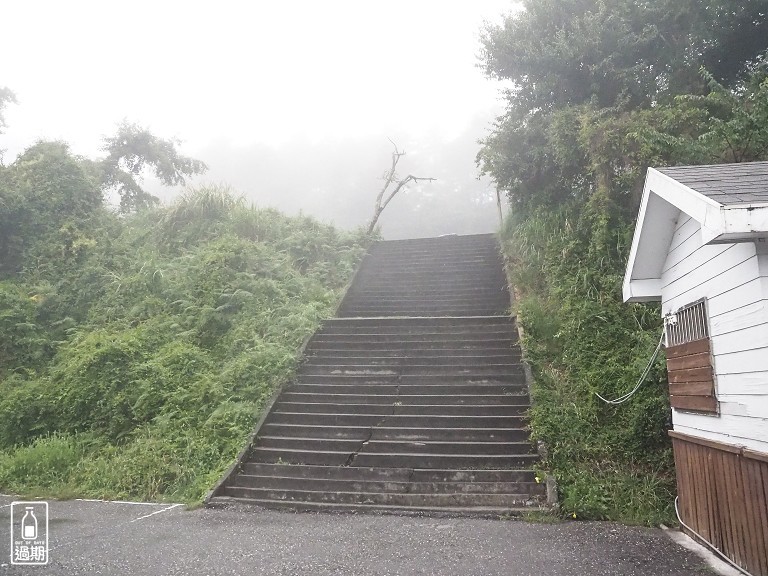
(367, 140, 435, 234)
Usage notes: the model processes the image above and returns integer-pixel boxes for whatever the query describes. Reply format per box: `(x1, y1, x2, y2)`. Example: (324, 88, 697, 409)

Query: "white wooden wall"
(660, 213, 768, 453)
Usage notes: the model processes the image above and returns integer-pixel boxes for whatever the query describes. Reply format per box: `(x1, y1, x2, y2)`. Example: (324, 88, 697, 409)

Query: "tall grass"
(0, 186, 370, 503)
(502, 203, 675, 525)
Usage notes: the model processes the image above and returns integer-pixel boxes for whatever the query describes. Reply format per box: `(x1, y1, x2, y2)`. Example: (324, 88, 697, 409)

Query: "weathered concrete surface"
(0, 497, 710, 575)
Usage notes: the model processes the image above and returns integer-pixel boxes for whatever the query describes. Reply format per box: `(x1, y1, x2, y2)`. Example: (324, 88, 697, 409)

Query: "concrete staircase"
(208, 233, 544, 515)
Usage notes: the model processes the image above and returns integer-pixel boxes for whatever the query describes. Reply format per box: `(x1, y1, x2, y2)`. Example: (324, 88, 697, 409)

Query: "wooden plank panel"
(667, 351, 713, 372)
(753, 461, 768, 575)
(668, 366, 713, 384)
(666, 339, 711, 359)
(669, 382, 714, 397)
(671, 395, 718, 412)
(672, 433, 768, 576)
(729, 451, 748, 568)
(703, 446, 721, 553)
(741, 459, 765, 575)
(715, 450, 738, 566)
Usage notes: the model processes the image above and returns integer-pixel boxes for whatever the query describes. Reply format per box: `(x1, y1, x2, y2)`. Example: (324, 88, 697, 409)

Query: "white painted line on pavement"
(131, 503, 183, 522)
(75, 498, 174, 506)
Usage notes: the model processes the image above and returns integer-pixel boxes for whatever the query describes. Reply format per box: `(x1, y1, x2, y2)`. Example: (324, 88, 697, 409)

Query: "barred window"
(664, 299, 718, 414)
(665, 299, 709, 347)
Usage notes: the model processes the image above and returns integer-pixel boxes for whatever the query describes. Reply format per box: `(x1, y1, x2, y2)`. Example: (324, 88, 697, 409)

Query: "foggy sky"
(1, 1, 517, 239)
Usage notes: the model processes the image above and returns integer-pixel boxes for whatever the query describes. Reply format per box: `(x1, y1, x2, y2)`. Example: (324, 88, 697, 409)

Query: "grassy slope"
(499, 203, 676, 525)
(0, 188, 369, 503)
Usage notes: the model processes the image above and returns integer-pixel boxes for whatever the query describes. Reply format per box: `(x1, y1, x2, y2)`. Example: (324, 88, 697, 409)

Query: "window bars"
(664, 299, 709, 347)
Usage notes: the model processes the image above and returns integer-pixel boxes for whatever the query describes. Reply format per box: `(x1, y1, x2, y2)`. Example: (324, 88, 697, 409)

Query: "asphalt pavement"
(0, 495, 713, 575)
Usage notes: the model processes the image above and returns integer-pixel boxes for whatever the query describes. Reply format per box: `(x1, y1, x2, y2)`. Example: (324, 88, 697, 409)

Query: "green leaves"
(100, 122, 208, 213)
(0, 184, 368, 502)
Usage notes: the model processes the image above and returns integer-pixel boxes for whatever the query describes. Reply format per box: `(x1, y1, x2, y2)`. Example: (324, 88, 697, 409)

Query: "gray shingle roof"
(657, 161, 768, 205)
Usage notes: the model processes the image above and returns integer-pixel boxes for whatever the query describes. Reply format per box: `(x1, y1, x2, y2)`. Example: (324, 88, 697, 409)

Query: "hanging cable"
(674, 497, 755, 576)
(595, 329, 665, 405)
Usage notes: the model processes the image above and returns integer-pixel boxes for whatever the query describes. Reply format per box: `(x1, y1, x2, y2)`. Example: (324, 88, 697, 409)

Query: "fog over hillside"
(160, 108, 503, 240)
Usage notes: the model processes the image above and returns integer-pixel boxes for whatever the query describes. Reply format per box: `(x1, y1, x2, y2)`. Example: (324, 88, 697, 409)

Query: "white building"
(624, 162, 768, 576)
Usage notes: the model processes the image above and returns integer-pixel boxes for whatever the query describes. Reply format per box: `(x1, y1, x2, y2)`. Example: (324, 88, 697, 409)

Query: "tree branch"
(367, 140, 435, 234)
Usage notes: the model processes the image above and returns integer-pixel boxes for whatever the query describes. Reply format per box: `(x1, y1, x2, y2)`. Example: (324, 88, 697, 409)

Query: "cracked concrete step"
(294, 375, 527, 385)
(256, 437, 536, 456)
(299, 367, 524, 378)
(307, 337, 517, 348)
(247, 447, 539, 468)
(306, 340, 518, 351)
(315, 321, 516, 333)
(239, 463, 537, 483)
(313, 324, 516, 334)
(312, 329, 516, 339)
(338, 307, 510, 316)
(259, 424, 532, 442)
(301, 355, 520, 366)
(306, 346, 519, 356)
(305, 349, 519, 359)
(287, 383, 528, 395)
(226, 474, 543, 496)
(218, 487, 538, 508)
(264, 412, 527, 427)
(279, 392, 527, 405)
(353, 262, 505, 272)
(271, 402, 528, 416)
(210, 497, 536, 517)
(344, 288, 507, 298)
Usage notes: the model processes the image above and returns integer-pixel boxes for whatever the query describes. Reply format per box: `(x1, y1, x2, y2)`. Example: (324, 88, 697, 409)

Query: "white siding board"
(708, 279, 764, 318)
(662, 256, 759, 314)
(663, 244, 734, 286)
(713, 347, 768, 375)
(673, 421, 768, 453)
(709, 300, 768, 337)
(714, 372, 768, 395)
(716, 395, 768, 418)
(711, 322, 768, 353)
(662, 246, 755, 300)
(661, 220, 702, 275)
(666, 215, 696, 253)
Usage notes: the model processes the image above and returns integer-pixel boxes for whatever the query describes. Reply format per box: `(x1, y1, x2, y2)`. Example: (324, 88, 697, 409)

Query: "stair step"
(294, 375, 527, 385)
(301, 356, 520, 367)
(210, 497, 538, 517)
(219, 487, 538, 507)
(256, 437, 535, 455)
(208, 234, 546, 515)
(228, 474, 543, 495)
(247, 447, 538, 468)
(259, 424, 532, 442)
(238, 463, 537, 483)
(287, 383, 528, 395)
(279, 392, 527, 405)
(271, 402, 528, 416)
(265, 412, 527, 427)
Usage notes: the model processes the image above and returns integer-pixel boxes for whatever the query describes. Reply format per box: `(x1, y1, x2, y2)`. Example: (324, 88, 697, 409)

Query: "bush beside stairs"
(207, 233, 546, 515)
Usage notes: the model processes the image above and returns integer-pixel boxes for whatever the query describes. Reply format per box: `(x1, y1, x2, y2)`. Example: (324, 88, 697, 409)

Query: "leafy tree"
(0, 86, 16, 135)
(98, 121, 208, 213)
(0, 142, 102, 276)
(477, 0, 768, 522)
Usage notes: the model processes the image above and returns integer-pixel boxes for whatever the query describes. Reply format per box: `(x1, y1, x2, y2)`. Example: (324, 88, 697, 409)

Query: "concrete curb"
(661, 525, 744, 576)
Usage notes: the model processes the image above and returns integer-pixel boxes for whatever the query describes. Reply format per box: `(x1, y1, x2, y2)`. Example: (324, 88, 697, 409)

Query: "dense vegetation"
(479, 0, 768, 524)
(0, 135, 368, 502)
